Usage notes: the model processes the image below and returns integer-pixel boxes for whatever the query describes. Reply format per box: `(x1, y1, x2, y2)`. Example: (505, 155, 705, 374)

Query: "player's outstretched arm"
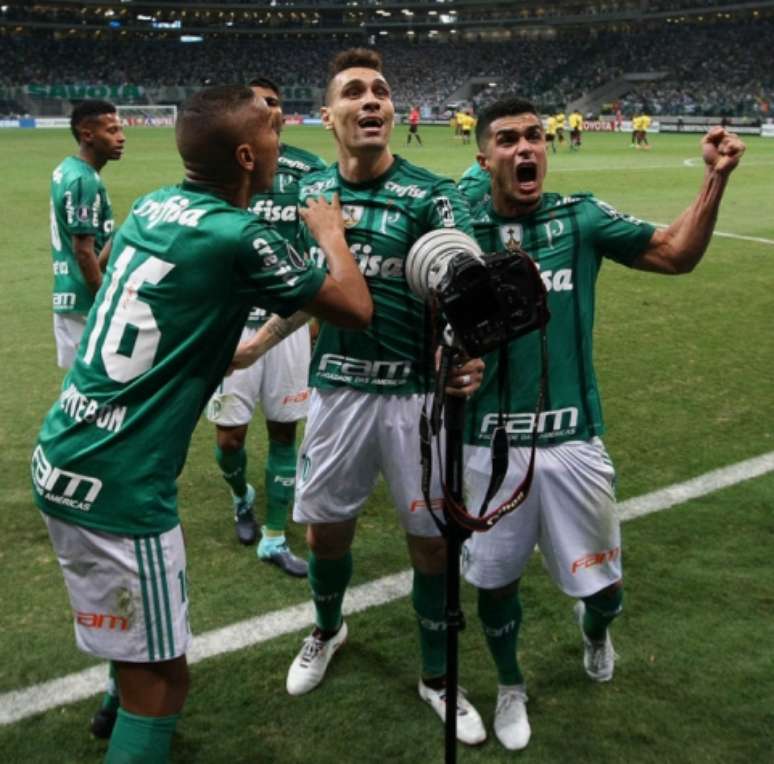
(300, 192, 373, 328)
(633, 127, 746, 275)
(228, 311, 310, 373)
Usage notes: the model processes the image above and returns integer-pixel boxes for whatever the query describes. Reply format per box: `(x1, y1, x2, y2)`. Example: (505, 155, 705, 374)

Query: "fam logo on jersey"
(499, 224, 523, 252)
(31, 445, 103, 512)
(433, 196, 455, 228)
(341, 204, 364, 228)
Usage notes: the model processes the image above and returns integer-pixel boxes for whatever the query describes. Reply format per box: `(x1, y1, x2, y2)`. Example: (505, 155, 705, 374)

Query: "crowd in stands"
(1, 19, 771, 119)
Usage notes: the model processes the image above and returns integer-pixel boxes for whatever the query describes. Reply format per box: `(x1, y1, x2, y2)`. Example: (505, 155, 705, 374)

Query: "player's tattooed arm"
(227, 311, 311, 373)
(72, 233, 103, 294)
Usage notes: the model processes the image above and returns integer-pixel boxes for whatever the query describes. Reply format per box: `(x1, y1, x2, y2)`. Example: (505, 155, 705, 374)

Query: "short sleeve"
(585, 197, 656, 267)
(423, 178, 475, 237)
(235, 220, 326, 317)
(63, 174, 104, 237)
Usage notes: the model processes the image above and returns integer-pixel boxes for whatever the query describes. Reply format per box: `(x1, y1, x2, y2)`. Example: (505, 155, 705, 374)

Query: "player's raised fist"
(701, 127, 746, 176)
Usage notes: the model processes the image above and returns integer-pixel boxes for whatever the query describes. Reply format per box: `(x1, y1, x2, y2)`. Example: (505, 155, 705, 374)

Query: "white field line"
(649, 221, 774, 247)
(2, 451, 774, 726)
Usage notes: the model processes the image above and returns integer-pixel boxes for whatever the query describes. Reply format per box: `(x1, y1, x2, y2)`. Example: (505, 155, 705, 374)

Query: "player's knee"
(266, 419, 296, 445)
(216, 425, 247, 452)
(477, 579, 520, 609)
(407, 534, 446, 575)
(306, 521, 355, 558)
(584, 581, 623, 618)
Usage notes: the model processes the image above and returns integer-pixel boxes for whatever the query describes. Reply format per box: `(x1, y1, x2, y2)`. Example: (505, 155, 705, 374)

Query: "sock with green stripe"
(582, 587, 623, 641)
(104, 709, 178, 764)
(411, 569, 447, 680)
(264, 440, 297, 532)
(477, 587, 524, 685)
(309, 552, 352, 633)
(215, 445, 247, 498)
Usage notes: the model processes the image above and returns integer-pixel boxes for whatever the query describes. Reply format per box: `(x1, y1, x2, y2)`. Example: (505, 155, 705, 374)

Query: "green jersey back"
(298, 156, 473, 394)
(50, 156, 115, 314)
(33, 182, 325, 535)
(245, 143, 326, 327)
(464, 193, 655, 447)
(458, 162, 491, 208)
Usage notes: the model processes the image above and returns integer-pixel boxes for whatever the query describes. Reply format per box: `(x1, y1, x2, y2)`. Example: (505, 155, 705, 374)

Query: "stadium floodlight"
(116, 104, 177, 127)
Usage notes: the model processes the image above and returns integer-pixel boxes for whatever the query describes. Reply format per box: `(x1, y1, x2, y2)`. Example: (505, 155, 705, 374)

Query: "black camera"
(405, 229, 549, 357)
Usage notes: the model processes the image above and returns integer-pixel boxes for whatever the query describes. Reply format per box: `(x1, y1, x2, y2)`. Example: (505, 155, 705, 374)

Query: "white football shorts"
(293, 388, 444, 537)
(42, 513, 191, 663)
(461, 438, 621, 597)
(206, 323, 311, 426)
(53, 312, 87, 369)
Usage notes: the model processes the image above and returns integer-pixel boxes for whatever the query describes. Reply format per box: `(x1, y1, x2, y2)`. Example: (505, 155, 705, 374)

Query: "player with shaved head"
(31, 84, 371, 763)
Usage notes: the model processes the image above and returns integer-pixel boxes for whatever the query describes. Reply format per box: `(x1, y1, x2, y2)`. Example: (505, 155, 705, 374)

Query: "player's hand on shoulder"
(702, 126, 746, 176)
(299, 192, 346, 246)
(445, 355, 485, 398)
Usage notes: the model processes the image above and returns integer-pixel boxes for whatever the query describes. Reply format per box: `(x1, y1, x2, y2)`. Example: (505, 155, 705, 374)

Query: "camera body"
(406, 229, 549, 357)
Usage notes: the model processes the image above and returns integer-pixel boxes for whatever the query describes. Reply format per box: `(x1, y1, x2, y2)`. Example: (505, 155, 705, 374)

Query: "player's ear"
(235, 143, 255, 172)
(321, 106, 333, 130)
(476, 151, 490, 173)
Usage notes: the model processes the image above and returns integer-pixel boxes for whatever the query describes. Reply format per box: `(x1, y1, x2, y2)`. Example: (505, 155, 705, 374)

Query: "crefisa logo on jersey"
(31, 445, 103, 512)
(341, 204, 364, 228)
(499, 224, 523, 252)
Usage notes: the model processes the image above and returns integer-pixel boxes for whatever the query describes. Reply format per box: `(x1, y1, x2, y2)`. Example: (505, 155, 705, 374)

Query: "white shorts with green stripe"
(42, 513, 191, 662)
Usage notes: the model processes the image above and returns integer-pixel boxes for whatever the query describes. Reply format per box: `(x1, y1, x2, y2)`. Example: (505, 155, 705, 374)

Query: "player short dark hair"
(248, 76, 281, 99)
(326, 48, 384, 103)
(70, 99, 117, 143)
(475, 97, 540, 149)
(176, 85, 264, 182)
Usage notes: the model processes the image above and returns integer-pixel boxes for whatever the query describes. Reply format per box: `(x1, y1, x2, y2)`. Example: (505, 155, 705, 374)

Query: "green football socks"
(214, 445, 247, 498)
(582, 587, 624, 641)
(309, 552, 352, 633)
(265, 440, 297, 532)
(412, 570, 447, 680)
(104, 709, 178, 764)
(478, 588, 524, 685)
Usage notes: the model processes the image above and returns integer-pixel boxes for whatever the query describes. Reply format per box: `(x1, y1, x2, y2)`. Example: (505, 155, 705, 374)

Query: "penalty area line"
(2, 450, 774, 726)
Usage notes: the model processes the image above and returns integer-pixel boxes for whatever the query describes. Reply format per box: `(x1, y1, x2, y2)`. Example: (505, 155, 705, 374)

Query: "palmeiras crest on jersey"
(341, 204, 364, 228)
(499, 224, 523, 253)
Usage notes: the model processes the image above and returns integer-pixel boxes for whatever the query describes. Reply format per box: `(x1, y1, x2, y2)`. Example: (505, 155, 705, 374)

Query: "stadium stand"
(0, 1, 771, 119)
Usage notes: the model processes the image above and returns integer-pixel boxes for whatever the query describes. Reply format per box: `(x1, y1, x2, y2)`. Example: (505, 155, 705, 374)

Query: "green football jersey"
(33, 182, 325, 535)
(464, 193, 655, 447)
(457, 162, 491, 208)
(298, 155, 473, 394)
(245, 143, 327, 327)
(50, 156, 115, 314)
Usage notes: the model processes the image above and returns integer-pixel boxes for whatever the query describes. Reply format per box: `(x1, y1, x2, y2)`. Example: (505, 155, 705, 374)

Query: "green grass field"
(1, 125, 773, 763)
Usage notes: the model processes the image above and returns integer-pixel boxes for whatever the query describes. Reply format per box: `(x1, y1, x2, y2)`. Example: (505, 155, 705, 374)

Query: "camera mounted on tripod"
(405, 228, 549, 357)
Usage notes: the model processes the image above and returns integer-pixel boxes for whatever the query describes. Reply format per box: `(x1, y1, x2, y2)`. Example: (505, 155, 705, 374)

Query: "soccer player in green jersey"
(460, 96, 745, 751)
(50, 99, 124, 369)
(206, 77, 327, 577)
(265, 48, 487, 746)
(31, 85, 372, 764)
(457, 160, 491, 207)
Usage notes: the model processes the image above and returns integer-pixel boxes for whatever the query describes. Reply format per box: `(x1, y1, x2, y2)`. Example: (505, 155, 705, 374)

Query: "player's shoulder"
(459, 162, 486, 181)
(297, 163, 337, 199)
(391, 155, 457, 193)
(279, 143, 327, 174)
(54, 156, 102, 187)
